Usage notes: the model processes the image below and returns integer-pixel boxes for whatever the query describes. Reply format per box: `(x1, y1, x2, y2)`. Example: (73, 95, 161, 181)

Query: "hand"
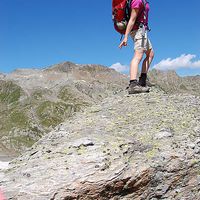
(119, 37, 128, 49)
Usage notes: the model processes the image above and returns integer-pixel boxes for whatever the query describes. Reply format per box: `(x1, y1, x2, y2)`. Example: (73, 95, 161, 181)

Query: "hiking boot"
(127, 81, 150, 94)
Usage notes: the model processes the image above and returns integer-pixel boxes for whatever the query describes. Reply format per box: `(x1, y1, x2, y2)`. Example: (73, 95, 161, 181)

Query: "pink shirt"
(131, 0, 150, 30)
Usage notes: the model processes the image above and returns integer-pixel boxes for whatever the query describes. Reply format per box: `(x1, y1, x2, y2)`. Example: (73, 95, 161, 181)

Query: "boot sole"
(128, 90, 150, 94)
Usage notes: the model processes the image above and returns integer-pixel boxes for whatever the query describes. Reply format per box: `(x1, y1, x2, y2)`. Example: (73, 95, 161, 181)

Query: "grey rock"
(155, 130, 173, 139)
(69, 138, 94, 148)
(1, 86, 200, 200)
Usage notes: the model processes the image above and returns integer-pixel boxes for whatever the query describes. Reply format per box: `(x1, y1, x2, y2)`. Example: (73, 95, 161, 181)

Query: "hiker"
(119, 0, 154, 94)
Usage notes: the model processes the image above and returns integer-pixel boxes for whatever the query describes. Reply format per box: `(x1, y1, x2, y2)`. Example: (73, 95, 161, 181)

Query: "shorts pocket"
(131, 29, 144, 41)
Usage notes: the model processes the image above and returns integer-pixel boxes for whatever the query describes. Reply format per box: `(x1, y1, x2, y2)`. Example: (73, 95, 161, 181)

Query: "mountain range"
(0, 62, 200, 156)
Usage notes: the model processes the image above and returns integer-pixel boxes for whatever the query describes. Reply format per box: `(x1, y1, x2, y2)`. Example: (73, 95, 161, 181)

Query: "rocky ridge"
(148, 69, 200, 96)
(1, 86, 200, 200)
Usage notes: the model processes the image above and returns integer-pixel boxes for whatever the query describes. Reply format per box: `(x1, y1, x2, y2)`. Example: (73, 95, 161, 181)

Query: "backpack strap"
(142, 0, 151, 31)
(135, 0, 151, 31)
(125, 0, 133, 21)
(119, 0, 134, 41)
(141, 0, 147, 21)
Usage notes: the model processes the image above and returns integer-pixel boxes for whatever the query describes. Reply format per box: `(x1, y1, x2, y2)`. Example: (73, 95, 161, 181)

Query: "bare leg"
(128, 50, 150, 94)
(130, 50, 144, 80)
(141, 49, 154, 73)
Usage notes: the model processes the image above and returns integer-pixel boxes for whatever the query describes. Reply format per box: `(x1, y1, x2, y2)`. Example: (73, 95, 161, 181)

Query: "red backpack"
(112, 0, 132, 35)
(112, 0, 149, 35)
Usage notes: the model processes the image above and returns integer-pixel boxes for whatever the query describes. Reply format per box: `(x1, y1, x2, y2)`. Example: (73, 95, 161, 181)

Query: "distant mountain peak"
(44, 61, 79, 72)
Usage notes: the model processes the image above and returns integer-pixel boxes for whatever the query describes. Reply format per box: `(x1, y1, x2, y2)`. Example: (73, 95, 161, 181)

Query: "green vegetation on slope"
(36, 101, 76, 128)
(0, 80, 22, 104)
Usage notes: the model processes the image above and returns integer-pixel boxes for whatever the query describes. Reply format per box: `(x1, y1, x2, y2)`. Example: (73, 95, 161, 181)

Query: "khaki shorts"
(130, 28, 153, 52)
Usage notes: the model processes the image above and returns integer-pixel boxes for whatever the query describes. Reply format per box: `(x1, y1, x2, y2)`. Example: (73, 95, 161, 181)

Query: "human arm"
(118, 8, 139, 49)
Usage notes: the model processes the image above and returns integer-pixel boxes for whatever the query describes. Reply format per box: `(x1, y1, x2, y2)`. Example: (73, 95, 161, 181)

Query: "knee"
(149, 49, 155, 60)
(145, 49, 154, 61)
(133, 52, 144, 62)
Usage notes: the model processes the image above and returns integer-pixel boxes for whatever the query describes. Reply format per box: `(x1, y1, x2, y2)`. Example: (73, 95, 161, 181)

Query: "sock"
(139, 73, 147, 86)
(140, 73, 147, 78)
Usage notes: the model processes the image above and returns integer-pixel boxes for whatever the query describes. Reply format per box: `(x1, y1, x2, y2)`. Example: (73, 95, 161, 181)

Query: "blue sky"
(0, 0, 200, 76)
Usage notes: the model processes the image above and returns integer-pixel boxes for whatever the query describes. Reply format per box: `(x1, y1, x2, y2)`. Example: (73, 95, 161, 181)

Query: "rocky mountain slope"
(0, 62, 128, 155)
(1, 86, 200, 199)
(148, 69, 200, 96)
